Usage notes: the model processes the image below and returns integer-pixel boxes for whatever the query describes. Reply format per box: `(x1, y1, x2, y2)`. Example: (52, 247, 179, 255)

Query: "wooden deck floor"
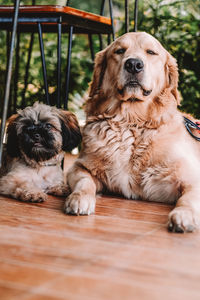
(1, 155, 200, 300)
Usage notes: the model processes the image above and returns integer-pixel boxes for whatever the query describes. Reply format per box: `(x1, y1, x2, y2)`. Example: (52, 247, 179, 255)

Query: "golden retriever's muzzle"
(118, 57, 152, 98)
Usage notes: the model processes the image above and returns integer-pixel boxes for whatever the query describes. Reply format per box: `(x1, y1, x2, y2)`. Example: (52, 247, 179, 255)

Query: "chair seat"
(0, 5, 113, 34)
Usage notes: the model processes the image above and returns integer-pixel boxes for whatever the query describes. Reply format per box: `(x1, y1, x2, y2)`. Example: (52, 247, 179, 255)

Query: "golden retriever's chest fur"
(82, 117, 158, 200)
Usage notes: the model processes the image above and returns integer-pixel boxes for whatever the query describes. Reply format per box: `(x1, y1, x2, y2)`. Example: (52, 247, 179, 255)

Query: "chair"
(0, 2, 115, 109)
(0, 0, 115, 166)
(0, 0, 139, 166)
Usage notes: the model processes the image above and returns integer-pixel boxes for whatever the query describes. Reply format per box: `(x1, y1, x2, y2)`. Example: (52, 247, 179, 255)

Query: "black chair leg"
(107, 34, 111, 45)
(98, 34, 103, 51)
(14, 32, 20, 113)
(21, 32, 34, 108)
(38, 22, 50, 105)
(99, 0, 106, 50)
(0, 0, 20, 167)
(57, 19, 62, 108)
(133, 0, 139, 32)
(88, 34, 95, 61)
(6, 31, 10, 83)
(125, 0, 129, 33)
(108, 0, 115, 40)
(64, 25, 73, 110)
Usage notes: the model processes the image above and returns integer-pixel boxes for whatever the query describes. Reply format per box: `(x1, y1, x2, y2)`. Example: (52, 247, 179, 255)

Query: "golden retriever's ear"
(6, 114, 20, 157)
(58, 110, 82, 152)
(165, 52, 181, 105)
(89, 48, 107, 98)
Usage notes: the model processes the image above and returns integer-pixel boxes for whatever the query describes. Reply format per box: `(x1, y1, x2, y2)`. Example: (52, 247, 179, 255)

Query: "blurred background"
(0, 0, 199, 120)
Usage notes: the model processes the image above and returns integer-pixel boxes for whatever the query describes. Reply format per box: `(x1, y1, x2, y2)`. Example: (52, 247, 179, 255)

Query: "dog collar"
(38, 152, 64, 167)
(21, 151, 64, 168)
(40, 161, 58, 167)
(184, 117, 200, 141)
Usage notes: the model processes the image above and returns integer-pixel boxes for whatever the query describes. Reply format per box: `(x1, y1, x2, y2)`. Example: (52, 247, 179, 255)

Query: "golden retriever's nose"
(124, 58, 144, 74)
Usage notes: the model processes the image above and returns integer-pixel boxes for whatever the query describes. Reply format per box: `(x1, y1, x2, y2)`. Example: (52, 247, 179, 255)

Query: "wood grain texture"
(0, 154, 200, 300)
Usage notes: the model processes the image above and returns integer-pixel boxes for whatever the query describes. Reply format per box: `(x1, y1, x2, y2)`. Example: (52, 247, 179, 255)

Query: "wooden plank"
(0, 284, 23, 300)
(1, 259, 199, 300)
(0, 195, 171, 224)
(1, 154, 200, 300)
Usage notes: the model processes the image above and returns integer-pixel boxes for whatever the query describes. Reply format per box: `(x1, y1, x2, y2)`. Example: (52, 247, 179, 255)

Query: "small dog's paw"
(47, 184, 71, 197)
(168, 207, 199, 233)
(15, 188, 47, 203)
(64, 192, 95, 215)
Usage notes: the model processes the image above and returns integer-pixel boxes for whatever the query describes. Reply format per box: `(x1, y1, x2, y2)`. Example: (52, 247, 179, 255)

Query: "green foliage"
(0, 0, 199, 118)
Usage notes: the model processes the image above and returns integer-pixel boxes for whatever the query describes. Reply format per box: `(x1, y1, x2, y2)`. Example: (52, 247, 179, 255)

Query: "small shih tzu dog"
(0, 102, 81, 202)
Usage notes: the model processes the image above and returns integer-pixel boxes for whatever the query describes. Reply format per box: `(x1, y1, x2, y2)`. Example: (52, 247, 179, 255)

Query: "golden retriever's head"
(87, 32, 180, 118)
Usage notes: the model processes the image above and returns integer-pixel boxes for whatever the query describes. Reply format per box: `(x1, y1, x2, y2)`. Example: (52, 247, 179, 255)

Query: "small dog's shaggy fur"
(0, 102, 81, 203)
(65, 32, 200, 233)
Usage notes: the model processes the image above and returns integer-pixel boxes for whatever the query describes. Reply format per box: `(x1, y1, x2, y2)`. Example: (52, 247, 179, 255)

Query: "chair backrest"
(66, 0, 107, 16)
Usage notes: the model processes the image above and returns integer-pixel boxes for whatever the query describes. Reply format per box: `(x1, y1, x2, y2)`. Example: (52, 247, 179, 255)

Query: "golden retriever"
(65, 32, 200, 233)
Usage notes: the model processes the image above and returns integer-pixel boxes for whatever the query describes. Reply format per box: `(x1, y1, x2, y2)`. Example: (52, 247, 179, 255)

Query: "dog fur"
(0, 102, 81, 203)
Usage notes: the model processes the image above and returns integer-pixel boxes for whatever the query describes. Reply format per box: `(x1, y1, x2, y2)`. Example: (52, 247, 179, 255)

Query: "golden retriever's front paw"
(168, 207, 199, 233)
(64, 192, 95, 215)
(15, 188, 47, 203)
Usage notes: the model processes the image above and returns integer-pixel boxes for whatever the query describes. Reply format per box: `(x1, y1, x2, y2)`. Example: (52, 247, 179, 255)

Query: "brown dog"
(65, 32, 200, 233)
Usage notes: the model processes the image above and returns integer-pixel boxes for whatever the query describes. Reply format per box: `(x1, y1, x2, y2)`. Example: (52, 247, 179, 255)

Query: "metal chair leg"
(125, 0, 129, 33)
(21, 33, 34, 108)
(88, 34, 95, 61)
(14, 32, 20, 113)
(133, 0, 139, 32)
(90, 0, 106, 58)
(101, 0, 106, 15)
(98, 34, 103, 51)
(6, 31, 10, 83)
(38, 22, 50, 105)
(108, 0, 115, 40)
(107, 34, 111, 45)
(64, 25, 73, 110)
(57, 18, 62, 108)
(99, 0, 105, 51)
(0, 0, 20, 167)
(5, 31, 11, 116)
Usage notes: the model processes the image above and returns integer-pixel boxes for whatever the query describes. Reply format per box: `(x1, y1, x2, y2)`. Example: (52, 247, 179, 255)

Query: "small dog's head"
(6, 102, 81, 162)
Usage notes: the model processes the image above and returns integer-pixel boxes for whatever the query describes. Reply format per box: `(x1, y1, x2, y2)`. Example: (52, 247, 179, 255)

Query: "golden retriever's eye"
(115, 48, 126, 55)
(146, 49, 158, 55)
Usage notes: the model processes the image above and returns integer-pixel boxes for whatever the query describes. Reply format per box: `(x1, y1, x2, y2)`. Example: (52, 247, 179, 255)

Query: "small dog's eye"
(45, 123, 52, 129)
(115, 48, 126, 55)
(146, 49, 158, 55)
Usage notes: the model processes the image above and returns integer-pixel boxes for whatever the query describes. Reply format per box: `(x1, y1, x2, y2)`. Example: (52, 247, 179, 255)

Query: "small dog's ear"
(165, 52, 181, 105)
(6, 114, 20, 157)
(58, 110, 81, 152)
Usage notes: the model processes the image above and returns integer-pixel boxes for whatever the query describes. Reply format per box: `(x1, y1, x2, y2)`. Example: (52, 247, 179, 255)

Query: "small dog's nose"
(124, 58, 144, 74)
(34, 133, 40, 140)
